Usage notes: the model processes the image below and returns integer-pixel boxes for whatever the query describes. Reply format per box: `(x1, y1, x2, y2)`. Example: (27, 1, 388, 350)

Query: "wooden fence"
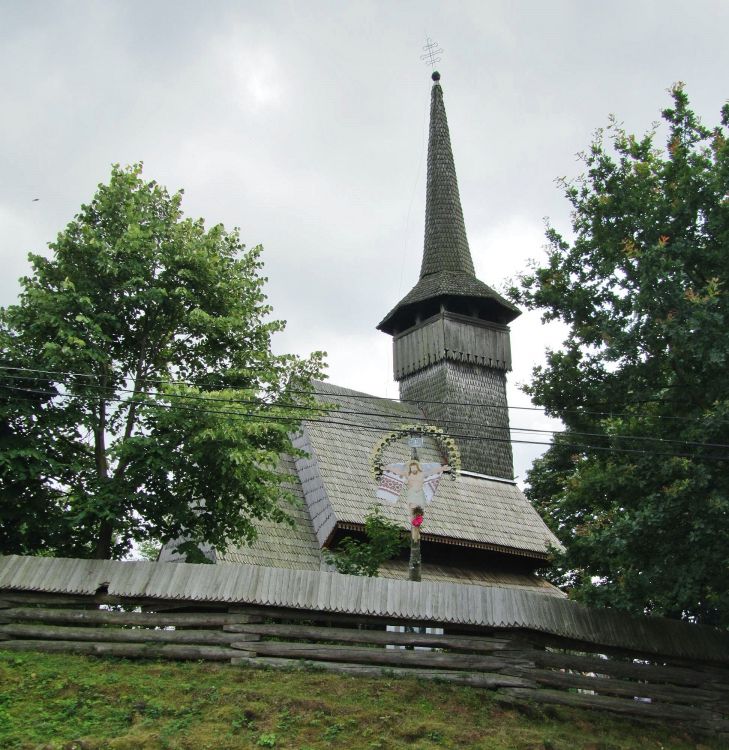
(1, 587, 728, 737)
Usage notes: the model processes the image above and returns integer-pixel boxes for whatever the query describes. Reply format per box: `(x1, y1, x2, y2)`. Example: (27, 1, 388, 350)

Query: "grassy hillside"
(0, 649, 720, 750)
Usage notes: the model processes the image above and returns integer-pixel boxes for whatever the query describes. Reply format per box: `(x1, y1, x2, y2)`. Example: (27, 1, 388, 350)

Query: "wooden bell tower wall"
(393, 311, 514, 479)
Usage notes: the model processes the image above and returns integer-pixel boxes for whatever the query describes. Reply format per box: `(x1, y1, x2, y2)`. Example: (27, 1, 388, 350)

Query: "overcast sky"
(1, 1, 727, 480)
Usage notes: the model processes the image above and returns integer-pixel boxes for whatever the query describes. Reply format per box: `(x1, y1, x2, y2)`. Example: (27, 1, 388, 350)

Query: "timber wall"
(1, 555, 728, 736)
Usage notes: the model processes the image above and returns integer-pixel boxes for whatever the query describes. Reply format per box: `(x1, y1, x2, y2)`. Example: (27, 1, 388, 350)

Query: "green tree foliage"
(324, 506, 407, 576)
(0, 164, 325, 560)
(512, 85, 729, 626)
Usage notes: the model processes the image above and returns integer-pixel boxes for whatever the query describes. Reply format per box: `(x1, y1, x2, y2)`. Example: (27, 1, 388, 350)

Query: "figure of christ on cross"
(380, 459, 450, 582)
(382, 459, 451, 515)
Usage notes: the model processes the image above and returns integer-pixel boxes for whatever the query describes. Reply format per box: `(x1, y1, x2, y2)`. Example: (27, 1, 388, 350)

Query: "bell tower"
(377, 72, 521, 479)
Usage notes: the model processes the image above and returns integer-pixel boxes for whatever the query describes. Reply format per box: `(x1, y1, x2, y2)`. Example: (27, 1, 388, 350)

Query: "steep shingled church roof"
(378, 72, 520, 335)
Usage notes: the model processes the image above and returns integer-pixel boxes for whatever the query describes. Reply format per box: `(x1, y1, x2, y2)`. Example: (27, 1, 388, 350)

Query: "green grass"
(0, 649, 721, 749)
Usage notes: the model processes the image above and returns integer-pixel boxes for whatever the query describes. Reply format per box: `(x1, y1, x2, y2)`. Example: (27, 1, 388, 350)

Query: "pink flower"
(412, 515, 424, 527)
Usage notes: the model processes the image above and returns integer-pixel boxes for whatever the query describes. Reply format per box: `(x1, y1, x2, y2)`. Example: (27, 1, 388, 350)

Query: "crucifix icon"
(372, 425, 460, 582)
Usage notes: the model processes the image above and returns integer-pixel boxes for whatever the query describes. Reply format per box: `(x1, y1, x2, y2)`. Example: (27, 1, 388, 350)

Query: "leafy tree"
(324, 506, 407, 576)
(512, 85, 729, 626)
(135, 539, 162, 562)
(0, 164, 324, 560)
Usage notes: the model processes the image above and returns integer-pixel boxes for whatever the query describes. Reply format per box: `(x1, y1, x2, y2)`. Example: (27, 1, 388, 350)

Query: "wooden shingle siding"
(398, 361, 515, 479)
(292, 431, 336, 548)
(393, 313, 512, 379)
(216, 454, 323, 571)
(376, 561, 563, 595)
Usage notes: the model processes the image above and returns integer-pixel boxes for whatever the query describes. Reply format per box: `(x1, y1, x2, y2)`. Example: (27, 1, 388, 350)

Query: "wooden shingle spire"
(378, 73, 520, 335)
(421, 70, 475, 278)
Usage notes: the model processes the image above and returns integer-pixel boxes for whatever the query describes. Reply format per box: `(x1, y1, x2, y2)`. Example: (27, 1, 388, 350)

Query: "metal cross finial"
(420, 37, 443, 69)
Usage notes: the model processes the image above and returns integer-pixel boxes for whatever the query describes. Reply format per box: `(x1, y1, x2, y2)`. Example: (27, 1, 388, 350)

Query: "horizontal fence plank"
(0, 597, 455, 631)
(0, 639, 252, 661)
(213, 603, 452, 630)
(0, 623, 260, 646)
(233, 640, 530, 671)
(0, 591, 251, 613)
(0, 593, 105, 606)
(502, 687, 729, 733)
(532, 650, 729, 689)
(2, 608, 260, 628)
(233, 656, 534, 689)
(510, 666, 725, 707)
(224, 622, 523, 652)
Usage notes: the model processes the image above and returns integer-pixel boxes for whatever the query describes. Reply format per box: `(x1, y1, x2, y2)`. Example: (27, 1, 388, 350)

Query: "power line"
(1, 366, 727, 451)
(4, 384, 728, 463)
(0, 363, 706, 423)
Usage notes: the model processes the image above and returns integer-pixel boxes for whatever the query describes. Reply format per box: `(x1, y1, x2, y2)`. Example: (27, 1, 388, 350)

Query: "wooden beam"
(232, 640, 531, 671)
(0, 639, 252, 661)
(2, 608, 260, 628)
(232, 656, 534, 689)
(0, 592, 102, 606)
(0, 623, 260, 646)
(528, 649, 729, 689)
(511, 666, 725, 706)
(501, 687, 729, 733)
(224, 623, 520, 652)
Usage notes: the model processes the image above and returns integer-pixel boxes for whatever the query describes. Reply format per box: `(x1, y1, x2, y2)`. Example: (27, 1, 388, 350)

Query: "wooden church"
(162, 72, 563, 597)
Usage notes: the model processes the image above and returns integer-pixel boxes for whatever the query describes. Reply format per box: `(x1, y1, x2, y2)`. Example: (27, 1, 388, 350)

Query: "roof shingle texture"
(377, 560, 564, 596)
(300, 381, 560, 558)
(217, 455, 323, 571)
(377, 82, 520, 333)
(421, 82, 474, 278)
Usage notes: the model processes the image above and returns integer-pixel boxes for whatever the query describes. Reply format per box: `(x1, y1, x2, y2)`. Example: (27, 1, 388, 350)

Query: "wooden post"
(409, 506, 423, 582)
(407, 444, 423, 583)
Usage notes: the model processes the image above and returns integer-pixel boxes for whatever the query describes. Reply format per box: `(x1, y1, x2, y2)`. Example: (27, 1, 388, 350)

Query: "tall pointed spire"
(421, 71, 475, 277)
(377, 72, 519, 335)
(378, 72, 520, 478)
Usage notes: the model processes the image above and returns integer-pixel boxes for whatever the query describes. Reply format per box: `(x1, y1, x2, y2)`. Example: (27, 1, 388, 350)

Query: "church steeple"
(378, 72, 521, 479)
(377, 72, 519, 336)
(420, 70, 475, 278)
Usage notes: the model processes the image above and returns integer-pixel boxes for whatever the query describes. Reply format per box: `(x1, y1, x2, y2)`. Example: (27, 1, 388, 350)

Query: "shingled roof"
(210, 382, 562, 591)
(217, 455, 323, 571)
(378, 74, 520, 334)
(293, 381, 560, 561)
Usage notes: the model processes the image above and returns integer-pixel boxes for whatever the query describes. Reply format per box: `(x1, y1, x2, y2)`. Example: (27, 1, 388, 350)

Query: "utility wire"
(0, 364, 711, 422)
(1, 369, 727, 451)
(4, 384, 729, 462)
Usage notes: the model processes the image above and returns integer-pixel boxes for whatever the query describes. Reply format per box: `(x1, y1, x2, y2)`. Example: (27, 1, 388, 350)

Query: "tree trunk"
(94, 521, 114, 559)
(93, 389, 113, 559)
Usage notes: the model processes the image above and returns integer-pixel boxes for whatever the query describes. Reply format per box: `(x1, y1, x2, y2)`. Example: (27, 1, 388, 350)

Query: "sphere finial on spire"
(431, 70, 441, 82)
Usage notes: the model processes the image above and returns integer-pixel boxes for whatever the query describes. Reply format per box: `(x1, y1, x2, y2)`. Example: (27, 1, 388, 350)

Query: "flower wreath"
(371, 424, 462, 482)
